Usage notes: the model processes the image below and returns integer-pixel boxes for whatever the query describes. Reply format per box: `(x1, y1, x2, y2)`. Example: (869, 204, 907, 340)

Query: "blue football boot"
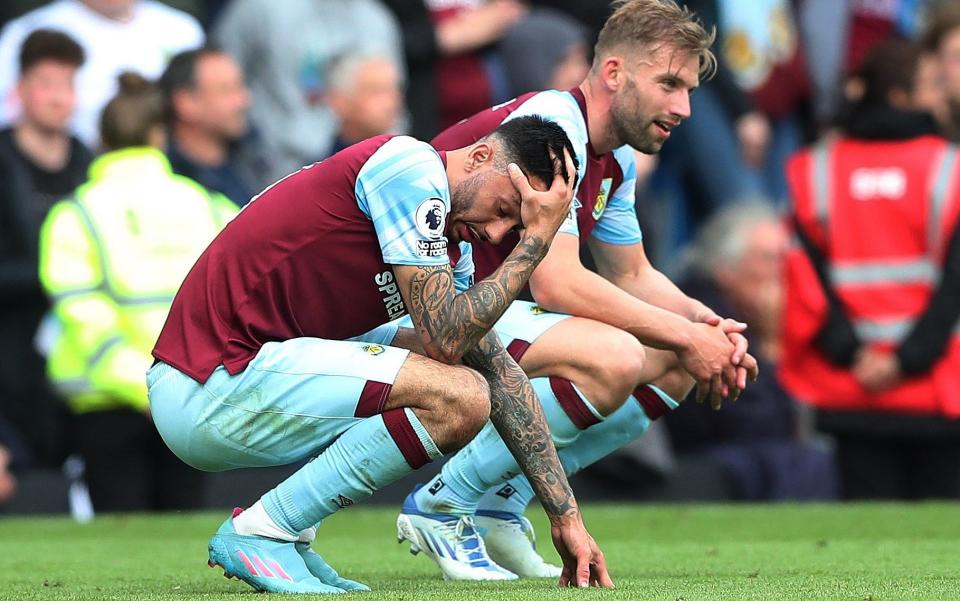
(207, 508, 345, 594)
(296, 542, 371, 592)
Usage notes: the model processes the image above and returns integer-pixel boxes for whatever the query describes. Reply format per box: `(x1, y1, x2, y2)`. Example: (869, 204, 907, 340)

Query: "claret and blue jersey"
(153, 135, 472, 384)
(432, 87, 644, 281)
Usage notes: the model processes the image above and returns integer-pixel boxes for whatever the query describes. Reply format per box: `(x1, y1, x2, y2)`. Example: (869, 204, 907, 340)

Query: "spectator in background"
(923, 3, 960, 140)
(0, 29, 92, 467)
(0, 446, 15, 506)
(159, 46, 268, 207)
(782, 40, 960, 500)
(666, 202, 837, 500)
(0, 0, 204, 147)
(0, 416, 33, 506)
(38, 73, 238, 512)
(382, 0, 526, 139)
(214, 0, 404, 179)
(498, 8, 590, 98)
(326, 53, 404, 157)
(912, 47, 951, 136)
(801, 0, 928, 131)
(527, 0, 610, 46)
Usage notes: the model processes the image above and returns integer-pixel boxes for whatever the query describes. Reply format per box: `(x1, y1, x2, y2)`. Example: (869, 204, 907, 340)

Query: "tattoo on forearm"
(402, 233, 573, 516)
(407, 235, 548, 362)
(463, 334, 575, 517)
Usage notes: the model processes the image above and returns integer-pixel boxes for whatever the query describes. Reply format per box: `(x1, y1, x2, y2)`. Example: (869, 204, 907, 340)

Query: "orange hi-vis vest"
(781, 135, 960, 417)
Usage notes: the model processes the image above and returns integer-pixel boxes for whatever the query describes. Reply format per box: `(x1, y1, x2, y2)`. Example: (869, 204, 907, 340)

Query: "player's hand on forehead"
(555, 145, 576, 189)
(509, 146, 575, 238)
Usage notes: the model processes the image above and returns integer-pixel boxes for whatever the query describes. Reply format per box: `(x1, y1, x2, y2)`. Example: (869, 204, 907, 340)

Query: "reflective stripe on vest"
(829, 257, 939, 286)
(69, 198, 176, 306)
(929, 144, 958, 252)
(853, 317, 960, 344)
(813, 143, 958, 289)
(811, 142, 831, 226)
(49, 335, 125, 398)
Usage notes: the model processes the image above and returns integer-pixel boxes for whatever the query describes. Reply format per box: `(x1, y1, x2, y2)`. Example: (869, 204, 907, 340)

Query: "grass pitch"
(0, 503, 957, 600)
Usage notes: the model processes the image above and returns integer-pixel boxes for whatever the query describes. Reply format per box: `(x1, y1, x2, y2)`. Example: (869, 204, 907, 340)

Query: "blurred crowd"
(1, 0, 960, 513)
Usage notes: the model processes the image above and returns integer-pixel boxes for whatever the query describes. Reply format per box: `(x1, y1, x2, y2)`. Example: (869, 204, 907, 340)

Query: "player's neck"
(579, 79, 620, 155)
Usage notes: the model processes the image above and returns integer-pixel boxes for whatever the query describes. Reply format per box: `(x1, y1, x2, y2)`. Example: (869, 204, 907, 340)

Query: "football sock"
(476, 475, 535, 517)
(233, 499, 299, 541)
(476, 384, 678, 516)
(261, 408, 441, 536)
(416, 376, 599, 516)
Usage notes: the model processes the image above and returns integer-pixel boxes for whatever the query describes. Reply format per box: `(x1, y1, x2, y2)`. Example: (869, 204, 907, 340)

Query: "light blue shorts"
(148, 322, 408, 472)
(395, 300, 570, 361)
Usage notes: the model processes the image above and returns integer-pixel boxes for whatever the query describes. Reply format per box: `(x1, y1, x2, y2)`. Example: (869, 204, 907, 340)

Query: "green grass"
(1, 504, 957, 600)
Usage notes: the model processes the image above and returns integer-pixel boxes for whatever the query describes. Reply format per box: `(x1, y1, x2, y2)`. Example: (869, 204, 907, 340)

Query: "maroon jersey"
(153, 135, 460, 383)
(432, 87, 636, 281)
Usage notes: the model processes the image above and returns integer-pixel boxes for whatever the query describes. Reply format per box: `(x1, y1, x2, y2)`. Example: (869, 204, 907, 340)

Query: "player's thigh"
(389, 302, 571, 359)
(505, 306, 644, 382)
(149, 336, 410, 471)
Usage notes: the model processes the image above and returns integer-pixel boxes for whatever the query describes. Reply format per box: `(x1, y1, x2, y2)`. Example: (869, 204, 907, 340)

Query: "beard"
(610, 90, 665, 154)
(449, 169, 491, 218)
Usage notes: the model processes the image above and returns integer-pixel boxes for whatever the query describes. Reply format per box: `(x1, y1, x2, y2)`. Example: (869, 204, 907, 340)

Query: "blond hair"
(594, 0, 717, 79)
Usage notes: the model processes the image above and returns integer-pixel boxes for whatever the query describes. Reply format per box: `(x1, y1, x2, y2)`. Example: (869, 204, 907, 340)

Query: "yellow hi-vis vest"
(38, 147, 238, 413)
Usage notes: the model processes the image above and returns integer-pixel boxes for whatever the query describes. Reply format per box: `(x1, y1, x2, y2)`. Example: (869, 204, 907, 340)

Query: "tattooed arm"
(394, 151, 576, 364)
(397, 235, 549, 364)
(463, 334, 612, 587)
(461, 332, 573, 515)
(397, 260, 612, 587)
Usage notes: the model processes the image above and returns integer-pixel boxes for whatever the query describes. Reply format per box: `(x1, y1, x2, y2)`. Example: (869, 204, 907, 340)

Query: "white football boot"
(475, 510, 563, 578)
(397, 490, 518, 581)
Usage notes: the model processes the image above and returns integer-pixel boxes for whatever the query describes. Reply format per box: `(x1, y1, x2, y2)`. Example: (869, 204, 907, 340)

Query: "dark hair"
(158, 45, 223, 121)
(595, 0, 716, 79)
(19, 29, 84, 74)
(100, 72, 165, 150)
(856, 39, 922, 108)
(488, 115, 579, 189)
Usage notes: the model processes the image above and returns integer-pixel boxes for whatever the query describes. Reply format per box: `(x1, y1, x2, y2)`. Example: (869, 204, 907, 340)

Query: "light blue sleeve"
(355, 137, 452, 266)
(502, 90, 589, 238)
(453, 242, 475, 293)
(591, 146, 643, 245)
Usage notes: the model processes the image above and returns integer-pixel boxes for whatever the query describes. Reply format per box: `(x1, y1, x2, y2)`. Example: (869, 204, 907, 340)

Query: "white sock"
(232, 499, 298, 542)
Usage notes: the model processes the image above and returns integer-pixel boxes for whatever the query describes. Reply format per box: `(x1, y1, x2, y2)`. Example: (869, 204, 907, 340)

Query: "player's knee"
(585, 331, 646, 414)
(442, 367, 491, 450)
(607, 334, 647, 387)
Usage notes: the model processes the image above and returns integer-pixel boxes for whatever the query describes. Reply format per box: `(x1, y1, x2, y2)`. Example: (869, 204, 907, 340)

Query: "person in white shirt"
(0, 0, 204, 146)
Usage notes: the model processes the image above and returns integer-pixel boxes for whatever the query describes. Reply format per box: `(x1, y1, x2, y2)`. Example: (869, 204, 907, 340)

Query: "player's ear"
(601, 55, 624, 92)
(464, 141, 494, 173)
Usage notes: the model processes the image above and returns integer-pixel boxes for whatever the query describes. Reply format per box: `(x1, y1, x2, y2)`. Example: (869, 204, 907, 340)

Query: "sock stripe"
(506, 339, 532, 362)
(383, 409, 432, 469)
(355, 380, 392, 417)
(550, 377, 600, 430)
(634, 385, 670, 420)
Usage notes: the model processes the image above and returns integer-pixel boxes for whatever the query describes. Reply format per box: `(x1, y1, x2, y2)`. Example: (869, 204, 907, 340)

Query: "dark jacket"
(666, 275, 797, 453)
(0, 127, 92, 465)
